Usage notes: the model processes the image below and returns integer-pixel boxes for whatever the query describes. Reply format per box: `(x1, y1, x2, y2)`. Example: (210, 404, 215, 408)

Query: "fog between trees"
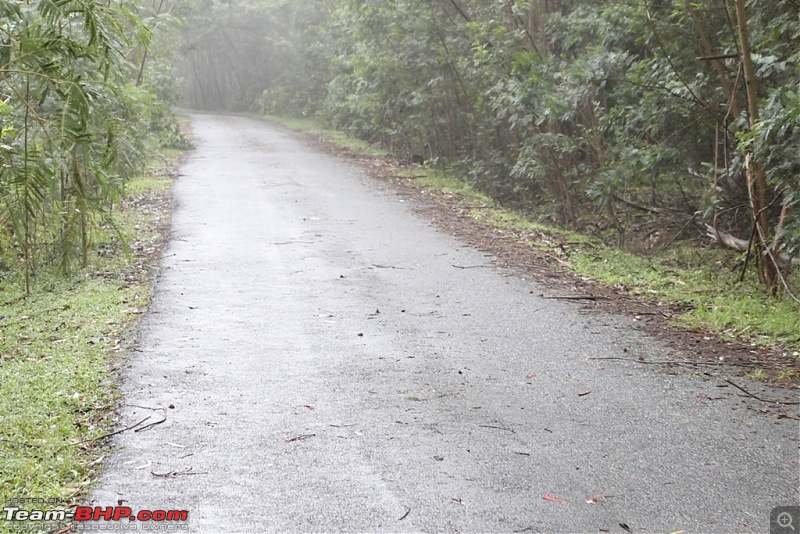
(2, 0, 798, 293)
(178, 0, 799, 291)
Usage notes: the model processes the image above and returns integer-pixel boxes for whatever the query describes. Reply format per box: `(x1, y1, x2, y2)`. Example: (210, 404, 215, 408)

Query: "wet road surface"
(89, 114, 799, 533)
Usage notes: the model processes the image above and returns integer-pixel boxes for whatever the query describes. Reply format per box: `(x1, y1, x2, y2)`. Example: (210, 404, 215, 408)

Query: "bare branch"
(448, 0, 471, 23)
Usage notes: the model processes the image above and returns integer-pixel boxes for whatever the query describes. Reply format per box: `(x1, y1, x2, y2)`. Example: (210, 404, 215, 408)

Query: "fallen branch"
(134, 410, 167, 433)
(705, 224, 800, 267)
(724, 379, 800, 405)
(121, 404, 168, 433)
(544, 295, 609, 301)
(589, 356, 761, 368)
(76, 416, 153, 446)
(285, 433, 316, 443)
(151, 467, 207, 478)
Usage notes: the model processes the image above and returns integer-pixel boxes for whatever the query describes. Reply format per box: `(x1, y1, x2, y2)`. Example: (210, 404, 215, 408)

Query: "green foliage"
(0, 0, 185, 290)
(0, 164, 174, 514)
(746, 369, 767, 381)
(276, 112, 800, 352)
(177, 0, 800, 293)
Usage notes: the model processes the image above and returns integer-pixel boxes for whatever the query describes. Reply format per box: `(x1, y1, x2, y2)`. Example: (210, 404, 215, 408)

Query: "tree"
(0, 0, 177, 290)
(174, 0, 800, 289)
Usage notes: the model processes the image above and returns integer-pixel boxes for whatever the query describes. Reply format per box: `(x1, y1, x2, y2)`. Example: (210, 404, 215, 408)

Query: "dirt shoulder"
(291, 128, 799, 408)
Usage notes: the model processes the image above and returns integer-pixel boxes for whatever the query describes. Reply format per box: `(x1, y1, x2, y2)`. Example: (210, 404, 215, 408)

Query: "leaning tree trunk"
(733, 0, 778, 289)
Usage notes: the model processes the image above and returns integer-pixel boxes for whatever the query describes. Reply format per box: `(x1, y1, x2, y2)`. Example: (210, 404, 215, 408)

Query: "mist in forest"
(176, 0, 800, 287)
(176, 0, 321, 111)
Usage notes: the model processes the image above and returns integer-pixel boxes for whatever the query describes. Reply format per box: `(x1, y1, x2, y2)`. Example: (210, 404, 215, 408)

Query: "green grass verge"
(271, 115, 800, 356)
(424, 172, 800, 352)
(0, 278, 147, 496)
(0, 154, 177, 528)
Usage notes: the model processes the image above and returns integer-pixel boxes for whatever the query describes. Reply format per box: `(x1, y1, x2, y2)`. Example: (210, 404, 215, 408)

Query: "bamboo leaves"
(0, 0, 157, 288)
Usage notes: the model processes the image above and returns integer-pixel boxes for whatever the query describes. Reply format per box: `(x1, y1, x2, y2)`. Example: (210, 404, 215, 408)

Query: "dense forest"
(1, 0, 798, 294)
(177, 0, 799, 292)
(0, 0, 186, 291)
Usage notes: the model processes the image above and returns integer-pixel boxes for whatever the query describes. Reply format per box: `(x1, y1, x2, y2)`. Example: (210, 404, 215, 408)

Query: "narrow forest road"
(89, 114, 798, 533)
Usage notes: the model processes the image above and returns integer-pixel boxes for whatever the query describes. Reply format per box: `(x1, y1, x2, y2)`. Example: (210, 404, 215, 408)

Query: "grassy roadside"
(260, 115, 389, 158)
(263, 114, 800, 375)
(0, 148, 180, 527)
(416, 168, 800, 349)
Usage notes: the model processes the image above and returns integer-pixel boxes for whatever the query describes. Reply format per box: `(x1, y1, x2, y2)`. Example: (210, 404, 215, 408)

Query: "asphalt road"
(89, 114, 799, 533)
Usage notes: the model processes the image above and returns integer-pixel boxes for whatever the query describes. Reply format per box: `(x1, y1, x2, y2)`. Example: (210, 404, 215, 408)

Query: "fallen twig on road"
(75, 416, 152, 446)
(109, 404, 169, 433)
(589, 357, 798, 404)
(151, 467, 207, 478)
(544, 295, 609, 301)
(285, 433, 316, 443)
(589, 356, 760, 368)
(134, 414, 167, 432)
(724, 379, 800, 405)
(478, 424, 515, 433)
(399, 507, 411, 521)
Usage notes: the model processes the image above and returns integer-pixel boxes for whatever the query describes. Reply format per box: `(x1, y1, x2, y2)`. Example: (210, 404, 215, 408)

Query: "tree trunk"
(733, 0, 777, 288)
(687, 0, 740, 119)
